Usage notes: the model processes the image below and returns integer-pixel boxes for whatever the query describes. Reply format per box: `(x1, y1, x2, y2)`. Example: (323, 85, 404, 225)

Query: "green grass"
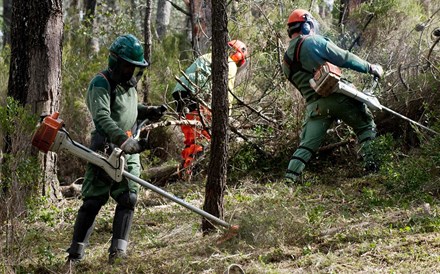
(3, 157, 440, 273)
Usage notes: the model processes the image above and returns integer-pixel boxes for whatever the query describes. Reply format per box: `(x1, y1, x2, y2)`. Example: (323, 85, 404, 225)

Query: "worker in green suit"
(282, 9, 384, 183)
(66, 34, 165, 265)
(172, 40, 247, 177)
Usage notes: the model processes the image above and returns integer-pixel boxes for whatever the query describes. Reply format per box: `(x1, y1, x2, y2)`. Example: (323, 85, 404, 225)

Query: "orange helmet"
(287, 9, 312, 25)
(228, 40, 247, 67)
(287, 9, 314, 36)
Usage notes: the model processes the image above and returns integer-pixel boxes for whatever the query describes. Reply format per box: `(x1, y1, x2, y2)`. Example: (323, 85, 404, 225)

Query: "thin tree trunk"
(83, 0, 99, 53)
(156, 0, 171, 40)
(143, 0, 153, 104)
(190, 0, 212, 56)
(202, 0, 228, 232)
(339, 0, 368, 26)
(8, 0, 63, 201)
(64, 0, 81, 29)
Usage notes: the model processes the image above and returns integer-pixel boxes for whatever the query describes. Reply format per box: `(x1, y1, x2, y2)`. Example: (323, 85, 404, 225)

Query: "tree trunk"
(155, 0, 172, 40)
(83, 0, 99, 53)
(64, 0, 81, 29)
(190, 0, 212, 56)
(144, 0, 153, 64)
(339, 0, 368, 26)
(202, 0, 228, 232)
(8, 0, 63, 201)
(142, 0, 153, 104)
(2, 0, 12, 46)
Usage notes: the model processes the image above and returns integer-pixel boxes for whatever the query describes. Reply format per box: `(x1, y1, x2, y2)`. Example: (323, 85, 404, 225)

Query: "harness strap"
(283, 35, 313, 87)
(98, 71, 117, 108)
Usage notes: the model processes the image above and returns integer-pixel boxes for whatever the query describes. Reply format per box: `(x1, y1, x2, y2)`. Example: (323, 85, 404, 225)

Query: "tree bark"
(8, 0, 63, 200)
(155, 0, 172, 40)
(142, 0, 153, 104)
(190, 0, 212, 55)
(202, 0, 228, 232)
(144, 0, 153, 63)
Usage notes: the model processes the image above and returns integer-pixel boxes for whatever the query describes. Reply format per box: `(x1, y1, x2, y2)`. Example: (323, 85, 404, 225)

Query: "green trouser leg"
(286, 93, 377, 180)
(286, 103, 333, 180)
(72, 153, 141, 260)
(332, 96, 377, 170)
(358, 135, 377, 171)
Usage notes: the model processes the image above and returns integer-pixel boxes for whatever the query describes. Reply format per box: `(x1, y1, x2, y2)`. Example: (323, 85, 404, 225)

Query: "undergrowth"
(2, 131, 440, 273)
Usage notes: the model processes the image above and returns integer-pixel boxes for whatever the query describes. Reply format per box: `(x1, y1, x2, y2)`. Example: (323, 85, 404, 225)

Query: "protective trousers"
(286, 93, 376, 179)
(180, 106, 211, 172)
(67, 153, 141, 260)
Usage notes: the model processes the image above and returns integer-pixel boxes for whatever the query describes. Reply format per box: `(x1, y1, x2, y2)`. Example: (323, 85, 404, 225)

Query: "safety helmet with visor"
(108, 34, 149, 84)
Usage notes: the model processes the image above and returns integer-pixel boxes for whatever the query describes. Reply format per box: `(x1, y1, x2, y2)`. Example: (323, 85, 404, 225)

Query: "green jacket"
(86, 71, 149, 146)
(172, 53, 238, 107)
(283, 34, 370, 103)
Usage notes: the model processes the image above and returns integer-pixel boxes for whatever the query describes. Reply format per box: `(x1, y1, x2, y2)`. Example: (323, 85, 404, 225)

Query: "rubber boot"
(108, 203, 134, 264)
(66, 198, 103, 261)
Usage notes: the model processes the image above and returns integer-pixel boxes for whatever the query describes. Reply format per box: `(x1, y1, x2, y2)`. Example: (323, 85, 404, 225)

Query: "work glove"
(144, 105, 167, 122)
(369, 64, 384, 79)
(120, 137, 143, 154)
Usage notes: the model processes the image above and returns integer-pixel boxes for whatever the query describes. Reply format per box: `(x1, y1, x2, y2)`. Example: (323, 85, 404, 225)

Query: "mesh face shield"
(133, 66, 145, 81)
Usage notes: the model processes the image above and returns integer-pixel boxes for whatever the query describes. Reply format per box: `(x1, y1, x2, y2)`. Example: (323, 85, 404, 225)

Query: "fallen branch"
(166, 0, 190, 16)
(319, 139, 355, 153)
(139, 119, 203, 133)
(228, 89, 279, 125)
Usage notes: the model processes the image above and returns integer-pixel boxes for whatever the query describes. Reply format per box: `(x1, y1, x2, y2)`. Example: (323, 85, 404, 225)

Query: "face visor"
(109, 53, 146, 85)
(133, 66, 145, 81)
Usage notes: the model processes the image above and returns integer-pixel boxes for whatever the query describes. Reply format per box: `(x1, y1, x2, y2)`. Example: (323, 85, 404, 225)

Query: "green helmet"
(109, 34, 149, 67)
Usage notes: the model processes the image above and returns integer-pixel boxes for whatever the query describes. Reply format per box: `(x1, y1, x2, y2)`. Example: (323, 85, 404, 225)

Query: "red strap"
(98, 72, 109, 81)
(295, 35, 309, 62)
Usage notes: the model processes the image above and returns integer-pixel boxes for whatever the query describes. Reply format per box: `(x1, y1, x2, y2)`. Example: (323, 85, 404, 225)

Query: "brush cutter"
(337, 78, 439, 135)
(31, 112, 239, 236)
(311, 64, 439, 135)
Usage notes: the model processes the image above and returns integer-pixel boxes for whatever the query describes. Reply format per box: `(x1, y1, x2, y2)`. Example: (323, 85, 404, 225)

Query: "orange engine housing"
(31, 112, 64, 153)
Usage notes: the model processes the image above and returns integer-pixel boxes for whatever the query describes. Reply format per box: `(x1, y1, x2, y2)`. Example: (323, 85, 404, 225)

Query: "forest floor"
(2, 156, 440, 274)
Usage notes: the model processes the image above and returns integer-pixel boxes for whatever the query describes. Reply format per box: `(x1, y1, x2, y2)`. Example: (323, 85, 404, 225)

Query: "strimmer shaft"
(381, 106, 439, 135)
(122, 171, 231, 228)
(31, 112, 232, 229)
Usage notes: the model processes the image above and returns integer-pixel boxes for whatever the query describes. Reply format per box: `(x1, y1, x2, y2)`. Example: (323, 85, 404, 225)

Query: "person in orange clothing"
(172, 40, 248, 176)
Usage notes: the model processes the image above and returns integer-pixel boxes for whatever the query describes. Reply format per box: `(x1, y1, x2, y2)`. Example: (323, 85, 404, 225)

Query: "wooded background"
(0, 0, 440, 272)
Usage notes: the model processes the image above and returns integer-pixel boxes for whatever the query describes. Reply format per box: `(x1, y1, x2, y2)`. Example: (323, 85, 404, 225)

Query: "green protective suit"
(282, 34, 377, 179)
(172, 53, 237, 108)
(83, 70, 149, 200)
